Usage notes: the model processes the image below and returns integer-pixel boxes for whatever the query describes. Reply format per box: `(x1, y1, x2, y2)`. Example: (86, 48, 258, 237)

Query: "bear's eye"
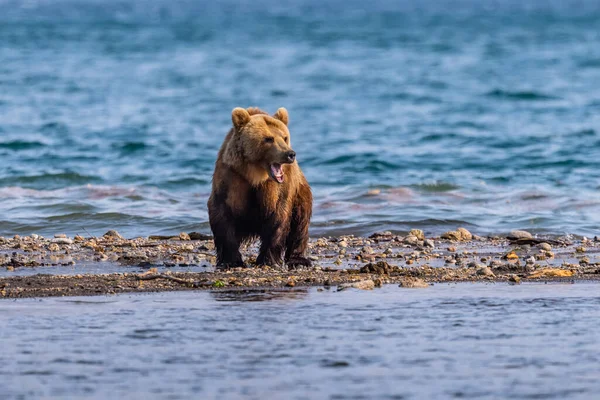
(284, 136, 289, 143)
(264, 137, 274, 143)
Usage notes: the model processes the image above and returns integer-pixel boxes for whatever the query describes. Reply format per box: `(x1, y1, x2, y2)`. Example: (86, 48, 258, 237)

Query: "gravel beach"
(1, 228, 598, 298)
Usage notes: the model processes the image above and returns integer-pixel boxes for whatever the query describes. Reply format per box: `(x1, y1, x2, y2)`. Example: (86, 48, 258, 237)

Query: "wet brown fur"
(208, 107, 312, 267)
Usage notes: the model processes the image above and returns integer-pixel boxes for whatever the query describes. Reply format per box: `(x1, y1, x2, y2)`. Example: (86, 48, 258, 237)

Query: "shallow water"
(2, 0, 600, 238)
(1, 283, 599, 399)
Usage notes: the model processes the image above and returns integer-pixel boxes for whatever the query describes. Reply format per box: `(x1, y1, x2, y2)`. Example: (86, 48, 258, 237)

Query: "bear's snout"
(285, 151, 296, 163)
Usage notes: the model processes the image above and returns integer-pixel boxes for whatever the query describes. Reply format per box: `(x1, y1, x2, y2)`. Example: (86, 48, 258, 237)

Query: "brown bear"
(207, 107, 312, 268)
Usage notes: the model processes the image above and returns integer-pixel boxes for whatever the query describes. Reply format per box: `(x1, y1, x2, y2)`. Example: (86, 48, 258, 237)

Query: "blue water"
(1, 0, 600, 238)
(2, 283, 600, 399)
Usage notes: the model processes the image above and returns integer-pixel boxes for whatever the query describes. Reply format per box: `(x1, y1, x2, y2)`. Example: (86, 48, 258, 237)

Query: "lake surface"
(1, 283, 599, 399)
(1, 0, 600, 238)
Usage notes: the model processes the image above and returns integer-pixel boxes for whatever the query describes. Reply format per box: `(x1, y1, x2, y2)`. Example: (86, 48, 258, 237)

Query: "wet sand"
(1, 229, 599, 298)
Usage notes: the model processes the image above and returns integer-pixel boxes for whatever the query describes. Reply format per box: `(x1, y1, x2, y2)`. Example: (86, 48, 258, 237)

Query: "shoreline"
(1, 228, 599, 298)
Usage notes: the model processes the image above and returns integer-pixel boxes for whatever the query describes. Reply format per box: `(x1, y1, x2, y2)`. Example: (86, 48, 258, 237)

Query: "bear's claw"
(286, 256, 312, 268)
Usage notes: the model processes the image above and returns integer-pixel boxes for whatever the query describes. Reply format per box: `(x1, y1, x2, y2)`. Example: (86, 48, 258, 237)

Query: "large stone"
(528, 268, 573, 278)
(337, 280, 376, 291)
(441, 227, 472, 241)
(409, 229, 425, 240)
(508, 230, 533, 240)
(398, 277, 429, 288)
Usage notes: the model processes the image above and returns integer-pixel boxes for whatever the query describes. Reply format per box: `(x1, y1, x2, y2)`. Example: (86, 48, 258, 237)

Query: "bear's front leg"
(256, 223, 286, 267)
(210, 214, 245, 268)
(285, 186, 312, 268)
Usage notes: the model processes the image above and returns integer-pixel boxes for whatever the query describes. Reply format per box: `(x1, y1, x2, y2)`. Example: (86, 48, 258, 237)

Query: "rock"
(369, 231, 393, 240)
(103, 230, 124, 240)
(508, 275, 521, 284)
(448, 246, 456, 253)
(360, 246, 374, 254)
(579, 257, 590, 265)
(366, 189, 381, 196)
(537, 242, 552, 251)
(31, 234, 39, 240)
(508, 230, 532, 240)
(456, 228, 472, 241)
(337, 280, 376, 291)
(74, 235, 85, 242)
(404, 235, 419, 245)
(398, 277, 429, 288)
(528, 268, 574, 278)
(51, 238, 73, 245)
(360, 261, 392, 274)
(188, 232, 212, 240)
(503, 251, 519, 260)
(384, 247, 392, 255)
(441, 227, 472, 241)
(476, 266, 495, 277)
(54, 233, 67, 239)
(409, 229, 425, 240)
(338, 240, 348, 248)
(180, 244, 194, 251)
(525, 256, 536, 265)
(576, 246, 586, 253)
(423, 239, 435, 249)
(179, 232, 191, 241)
(47, 243, 60, 252)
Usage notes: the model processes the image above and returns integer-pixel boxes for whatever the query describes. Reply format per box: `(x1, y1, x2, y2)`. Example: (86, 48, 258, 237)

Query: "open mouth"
(269, 163, 284, 183)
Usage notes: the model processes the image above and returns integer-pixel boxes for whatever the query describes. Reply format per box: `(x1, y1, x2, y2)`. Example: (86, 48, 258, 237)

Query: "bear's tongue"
(270, 163, 284, 183)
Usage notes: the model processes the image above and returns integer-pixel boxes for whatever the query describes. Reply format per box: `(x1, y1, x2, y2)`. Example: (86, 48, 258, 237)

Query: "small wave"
(413, 182, 460, 192)
(0, 172, 101, 187)
(113, 141, 149, 153)
(0, 140, 46, 150)
(486, 89, 558, 101)
(578, 59, 600, 69)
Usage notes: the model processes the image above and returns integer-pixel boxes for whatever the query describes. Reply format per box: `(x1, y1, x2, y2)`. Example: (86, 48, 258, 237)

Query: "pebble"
(51, 238, 73, 245)
(525, 256, 536, 265)
(404, 235, 419, 245)
(448, 246, 457, 252)
(508, 230, 532, 240)
(47, 243, 60, 252)
(179, 232, 191, 241)
(508, 275, 521, 284)
(338, 240, 348, 248)
(366, 189, 381, 196)
(409, 229, 425, 240)
(360, 246, 374, 254)
(579, 257, 590, 265)
(104, 230, 124, 240)
(54, 234, 67, 239)
(476, 266, 495, 277)
(576, 246, 586, 253)
(31, 234, 39, 240)
(423, 239, 435, 249)
(537, 242, 552, 251)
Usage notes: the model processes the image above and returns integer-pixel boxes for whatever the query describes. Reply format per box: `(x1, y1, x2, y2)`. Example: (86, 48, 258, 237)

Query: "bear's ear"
(232, 107, 251, 129)
(273, 107, 289, 126)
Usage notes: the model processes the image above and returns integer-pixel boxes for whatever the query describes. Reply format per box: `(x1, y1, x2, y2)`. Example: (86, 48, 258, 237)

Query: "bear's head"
(228, 107, 296, 185)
